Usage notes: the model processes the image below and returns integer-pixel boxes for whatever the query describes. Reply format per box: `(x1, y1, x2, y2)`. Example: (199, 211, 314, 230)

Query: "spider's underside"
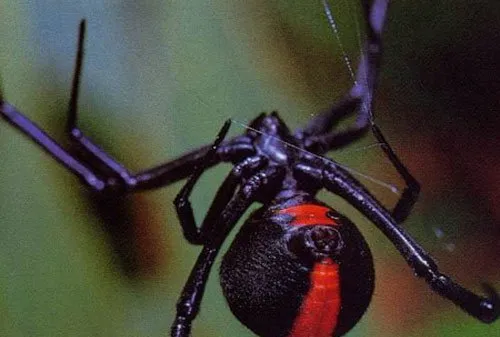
(0, 0, 498, 336)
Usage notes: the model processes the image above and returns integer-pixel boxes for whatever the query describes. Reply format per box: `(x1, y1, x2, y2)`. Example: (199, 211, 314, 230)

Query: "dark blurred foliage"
(0, 1, 498, 337)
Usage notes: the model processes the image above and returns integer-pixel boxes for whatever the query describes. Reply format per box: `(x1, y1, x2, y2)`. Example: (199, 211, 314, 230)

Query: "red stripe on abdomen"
(279, 204, 338, 226)
(288, 258, 341, 337)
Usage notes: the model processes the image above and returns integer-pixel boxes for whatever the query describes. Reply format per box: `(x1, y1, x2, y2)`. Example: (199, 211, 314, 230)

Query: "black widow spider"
(0, 0, 498, 336)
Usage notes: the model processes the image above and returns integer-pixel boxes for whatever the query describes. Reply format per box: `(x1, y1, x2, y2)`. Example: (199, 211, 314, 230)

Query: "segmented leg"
(295, 158, 499, 323)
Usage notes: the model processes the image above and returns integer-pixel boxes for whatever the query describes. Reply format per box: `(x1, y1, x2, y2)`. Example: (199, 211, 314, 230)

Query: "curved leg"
(62, 20, 137, 187)
(61, 20, 207, 190)
(1, 21, 256, 193)
(174, 153, 266, 244)
(171, 166, 285, 337)
(173, 121, 266, 244)
(62, 20, 160, 188)
(371, 124, 420, 222)
(298, 0, 390, 151)
(294, 160, 499, 323)
(0, 101, 107, 191)
(0, 97, 251, 192)
(297, 0, 418, 222)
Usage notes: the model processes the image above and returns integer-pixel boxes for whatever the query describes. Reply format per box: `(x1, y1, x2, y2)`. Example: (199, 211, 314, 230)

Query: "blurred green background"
(1, 1, 499, 336)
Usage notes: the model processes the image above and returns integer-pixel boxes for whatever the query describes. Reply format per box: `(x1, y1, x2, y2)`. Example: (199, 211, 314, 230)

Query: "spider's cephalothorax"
(0, 0, 498, 336)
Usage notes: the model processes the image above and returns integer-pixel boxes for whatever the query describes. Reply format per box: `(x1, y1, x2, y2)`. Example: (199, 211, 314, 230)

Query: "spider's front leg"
(295, 159, 499, 323)
(174, 120, 266, 245)
(170, 119, 285, 337)
(172, 163, 285, 336)
(57, 20, 217, 193)
(0, 20, 252, 194)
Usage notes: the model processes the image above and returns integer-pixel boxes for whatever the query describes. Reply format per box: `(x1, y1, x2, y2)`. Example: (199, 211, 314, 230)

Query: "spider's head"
(247, 111, 291, 138)
(247, 112, 298, 165)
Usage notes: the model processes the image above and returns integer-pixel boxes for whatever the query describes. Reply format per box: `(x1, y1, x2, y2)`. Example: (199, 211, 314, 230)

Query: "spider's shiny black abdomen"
(220, 197, 374, 337)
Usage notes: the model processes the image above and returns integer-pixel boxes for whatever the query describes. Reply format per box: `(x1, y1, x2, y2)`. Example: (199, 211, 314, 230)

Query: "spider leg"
(308, 123, 420, 223)
(295, 160, 499, 323)
(371, 124, 420, 222)
(62, 20, 188, 190)
(173, 120, 266, 244)
(299, 0, 418, 222)
(299, 0, 389, 151)
(1, 20, 255, 193)
(132, 139, 255, 190)
(62, 21, 164, 190)
(174, 153, 266, 244)
(0, 101, 107, 190)
(63, 21, 137, 187)
(0, 96, 247, 192)
(171, 166, 285, 337)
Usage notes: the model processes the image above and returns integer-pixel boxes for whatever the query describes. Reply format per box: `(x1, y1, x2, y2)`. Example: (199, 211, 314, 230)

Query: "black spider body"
(208, 112, 376, 337)
(220, 194, 374, 337)
(0, 0, 498, 336)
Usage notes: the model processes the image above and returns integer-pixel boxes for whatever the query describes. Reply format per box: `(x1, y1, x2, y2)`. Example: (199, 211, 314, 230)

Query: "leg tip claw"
(479, 283, 499, 323)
